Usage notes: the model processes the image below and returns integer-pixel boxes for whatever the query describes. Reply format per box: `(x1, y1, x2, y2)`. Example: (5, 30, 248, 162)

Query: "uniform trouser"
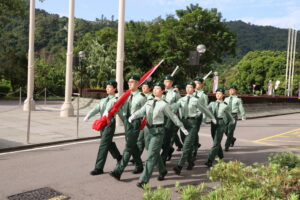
(95, 118, 121, 170)
(139, 126, 166, 183)
(208, 119, 225, 162)
(192, 114, 203, 159)
(178, 118, 198, 167)
(113, 119, 143, 174)
(225, 113, 238, 149)
(137, 126, 151, 154)
(171, 126, 183, 149)
(161, 118, 176, 162)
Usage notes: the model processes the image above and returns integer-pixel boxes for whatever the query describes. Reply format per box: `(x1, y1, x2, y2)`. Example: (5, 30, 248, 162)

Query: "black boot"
(158, 170, 168, 181)
(173, 165, 182, 175)
(90, 169, 104, 176)
(132, 167, 143, 174)
(204, 160, 213, 168)
(186, 162, 195, 170)
(109, 171, 121, 181)
(167, 147, 174, 161)
(231, 138, 236, 147)
(136, 181, 147, 188)
(117, 155, 122, 162)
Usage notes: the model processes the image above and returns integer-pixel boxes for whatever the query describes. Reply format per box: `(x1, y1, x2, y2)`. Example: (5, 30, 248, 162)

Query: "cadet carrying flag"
(92, 59, 164, 131)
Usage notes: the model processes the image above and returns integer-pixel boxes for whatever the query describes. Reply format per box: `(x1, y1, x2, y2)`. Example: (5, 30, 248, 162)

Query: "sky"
(36, 0, 300, 30)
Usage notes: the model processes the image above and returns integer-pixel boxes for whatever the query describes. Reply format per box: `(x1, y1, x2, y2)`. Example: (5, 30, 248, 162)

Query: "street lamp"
(78, 51, 85, 97)
(196, 44, 206, 55)
(196, 44, 206, 73)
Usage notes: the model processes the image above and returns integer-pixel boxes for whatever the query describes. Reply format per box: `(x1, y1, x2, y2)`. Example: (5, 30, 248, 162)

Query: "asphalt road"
(1, 113, 299, 200)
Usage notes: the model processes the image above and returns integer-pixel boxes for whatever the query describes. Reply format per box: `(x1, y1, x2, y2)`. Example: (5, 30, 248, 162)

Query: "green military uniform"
(207, 91, 234, 165)
(172, 90, 215, 173)
(192, 88, 209, 158)
(171, 84, 184, 151)
(86, 92, 122, 174)
(161, 86, 181, 162)
(137, 92, 154, 153)
(131, 93, 186, 184)
(111, 88, 147, 178)
(224, 92, 246, 150)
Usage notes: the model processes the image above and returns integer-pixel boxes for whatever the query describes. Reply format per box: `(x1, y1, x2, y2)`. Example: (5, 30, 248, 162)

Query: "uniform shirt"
(224, 95, 246, 119)
(121, 90, 146, 118)
(131, 97, 185, 129)
(163, 87, 181, 105)
(208, 100, 234, 123)
(172, 94, 215, 120)
(144, 93, 154, 101)
(86, 94, 118, 119)
(193, 89, 208, 106)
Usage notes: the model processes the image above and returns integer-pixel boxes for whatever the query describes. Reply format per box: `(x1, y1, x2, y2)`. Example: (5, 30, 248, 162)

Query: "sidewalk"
(0, 100, 124, 151)
(0, 99, 300, 151)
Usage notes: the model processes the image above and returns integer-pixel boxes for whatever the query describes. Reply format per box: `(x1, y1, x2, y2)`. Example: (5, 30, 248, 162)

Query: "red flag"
(92, 60, 164, 131)
(140, 117, 147, 130)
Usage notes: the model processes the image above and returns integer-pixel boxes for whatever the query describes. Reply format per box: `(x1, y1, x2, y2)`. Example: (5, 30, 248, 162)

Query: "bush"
(0, 85, 10, 97)
(143, 152, 300, 200)
(142, 184, 171, 200)
(268, 152, 300, 169)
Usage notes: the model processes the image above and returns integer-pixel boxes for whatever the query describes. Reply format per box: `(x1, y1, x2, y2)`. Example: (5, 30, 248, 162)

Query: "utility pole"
(115, 0, 125, 126)
(60, 0, 75, 117)
(23, 0, 36, 111)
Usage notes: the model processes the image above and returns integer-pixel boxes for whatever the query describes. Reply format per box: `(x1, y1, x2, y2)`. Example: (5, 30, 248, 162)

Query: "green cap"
(216, 88, 225, 93)
(229, 85, 238, 90)
(141, 81, 152, 87)
(194, 77, 204, 83)
(128, 75, 140, 81)
(163, 75, 174, 81)
(173, 84, 181, 89)
(105, 80, 117, 88)
(186, 81, 196, 88)
(153, 82, 165, 90)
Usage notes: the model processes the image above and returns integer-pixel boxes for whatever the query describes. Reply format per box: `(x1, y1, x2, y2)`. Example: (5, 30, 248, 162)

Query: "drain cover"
(7, 187, 70, 200)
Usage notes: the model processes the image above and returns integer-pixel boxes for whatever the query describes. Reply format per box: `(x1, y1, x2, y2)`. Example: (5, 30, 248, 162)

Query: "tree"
(224, 51, 300, 95)
(155, 4, 236, 83)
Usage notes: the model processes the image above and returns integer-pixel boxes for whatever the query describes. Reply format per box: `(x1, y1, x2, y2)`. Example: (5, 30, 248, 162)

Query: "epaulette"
(223, 102, 228, 105)
(163, 99, 168, 103)
(194, 96, 199, 99)
(140, 93, 145, 97)
(115, 96, 118, 99)
(174, 90, 178, 93)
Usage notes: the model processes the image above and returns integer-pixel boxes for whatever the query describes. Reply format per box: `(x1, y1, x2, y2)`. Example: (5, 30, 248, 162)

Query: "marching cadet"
(137, 81, 153, 155)
(109, 75, 146, 180)
(205, 88, 235, 167)
(83, 80, 122, 175)
(224, 85, 246, 151)
(161, 75, 181, 163)
(173, 81, 216, 175)
(192, 77, 209, 159)
(128, 82, 188, 188)
(171, 84, 184, 152)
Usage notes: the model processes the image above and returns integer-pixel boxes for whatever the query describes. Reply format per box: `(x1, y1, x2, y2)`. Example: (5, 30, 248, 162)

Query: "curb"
(0, 132, 125, 154)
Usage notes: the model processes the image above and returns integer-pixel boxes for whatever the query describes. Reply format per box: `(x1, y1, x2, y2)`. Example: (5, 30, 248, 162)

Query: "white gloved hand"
(181, 128, 189, 136)
(196, 111, 202, 116)
(242, 117, 246, 121)
(128, 115, 134, 123)
(83, 116, 89, 122)
(231, 119, 236, 125)
(211, 119, 217, 124)
(103, 110, 109, 117)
